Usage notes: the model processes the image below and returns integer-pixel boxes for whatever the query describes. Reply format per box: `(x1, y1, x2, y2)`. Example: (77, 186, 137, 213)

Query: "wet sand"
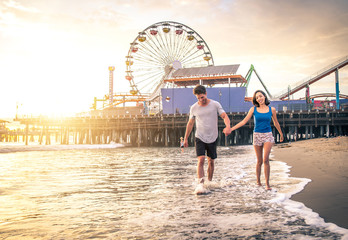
(273, 136, 348, 229)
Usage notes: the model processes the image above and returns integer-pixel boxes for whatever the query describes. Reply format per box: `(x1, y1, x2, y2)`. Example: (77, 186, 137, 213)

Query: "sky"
(1, 0, 348, 118)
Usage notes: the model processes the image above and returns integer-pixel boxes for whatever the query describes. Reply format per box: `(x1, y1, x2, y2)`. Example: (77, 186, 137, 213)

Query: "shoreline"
(0, 142, 125, 154)
(272, 137, 348, 230)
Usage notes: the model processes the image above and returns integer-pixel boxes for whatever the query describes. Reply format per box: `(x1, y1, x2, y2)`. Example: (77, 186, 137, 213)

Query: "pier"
(2, 109, 348, 147)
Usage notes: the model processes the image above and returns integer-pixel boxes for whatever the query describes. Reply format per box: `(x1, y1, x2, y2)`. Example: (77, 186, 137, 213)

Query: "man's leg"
(195, 138, 206, 184)
(194, 155, 207, 194)
(197, 156, 205, 183)
(207, 157, 214, 181)
(206, 140, 217, 182)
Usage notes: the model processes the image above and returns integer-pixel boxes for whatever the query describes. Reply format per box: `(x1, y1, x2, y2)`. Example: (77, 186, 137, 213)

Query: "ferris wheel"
(125, 21, 214, 98)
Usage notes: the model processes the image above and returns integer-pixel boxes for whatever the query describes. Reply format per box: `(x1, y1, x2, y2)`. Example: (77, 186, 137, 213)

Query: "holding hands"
(223, 126, 232, 136)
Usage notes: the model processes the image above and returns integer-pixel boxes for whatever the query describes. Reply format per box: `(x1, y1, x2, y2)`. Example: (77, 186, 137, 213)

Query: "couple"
(183, 85, 284, 193)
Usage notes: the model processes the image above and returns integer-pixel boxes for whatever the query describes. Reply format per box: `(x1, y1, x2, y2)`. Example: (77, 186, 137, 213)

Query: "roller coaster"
(273, 55, 348, 100)
(299, 93, 348, 100)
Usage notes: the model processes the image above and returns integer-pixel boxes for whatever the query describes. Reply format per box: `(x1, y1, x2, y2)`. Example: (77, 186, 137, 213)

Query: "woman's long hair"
(252, 90, 270, 107)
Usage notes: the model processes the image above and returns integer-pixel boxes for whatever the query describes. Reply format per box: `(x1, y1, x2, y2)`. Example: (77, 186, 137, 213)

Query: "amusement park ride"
(91, 21, 348, 114)
(92, 21, 216, 112)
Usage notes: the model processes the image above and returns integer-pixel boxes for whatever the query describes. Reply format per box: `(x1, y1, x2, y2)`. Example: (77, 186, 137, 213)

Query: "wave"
(0, 142, 124, 154)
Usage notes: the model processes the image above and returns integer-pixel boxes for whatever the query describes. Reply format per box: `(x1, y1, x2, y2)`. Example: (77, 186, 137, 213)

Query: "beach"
(273, 136, 348, 230)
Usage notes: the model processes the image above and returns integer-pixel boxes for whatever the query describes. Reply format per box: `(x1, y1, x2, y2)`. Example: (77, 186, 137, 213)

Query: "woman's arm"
(271, 107, 284, 142)
(231, 107, 254, 131)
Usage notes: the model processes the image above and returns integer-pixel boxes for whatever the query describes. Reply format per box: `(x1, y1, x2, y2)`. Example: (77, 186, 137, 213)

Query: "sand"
(272, 136, 348, 229)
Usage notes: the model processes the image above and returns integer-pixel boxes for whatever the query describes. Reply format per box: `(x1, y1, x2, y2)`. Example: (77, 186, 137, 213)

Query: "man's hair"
(193, 85, 206, 95)
(252, 90, 270, 107)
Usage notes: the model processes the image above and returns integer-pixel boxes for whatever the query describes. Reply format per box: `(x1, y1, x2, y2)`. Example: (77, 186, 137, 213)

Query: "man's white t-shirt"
(189, 100, 225, 143)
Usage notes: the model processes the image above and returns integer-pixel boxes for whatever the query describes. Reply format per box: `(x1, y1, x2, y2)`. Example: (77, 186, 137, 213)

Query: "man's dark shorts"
(195, 138, 217, 159)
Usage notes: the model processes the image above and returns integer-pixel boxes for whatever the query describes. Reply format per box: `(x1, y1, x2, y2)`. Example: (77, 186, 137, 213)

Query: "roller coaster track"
(298, 93, 348, 100)
(274, 55, 348, 100)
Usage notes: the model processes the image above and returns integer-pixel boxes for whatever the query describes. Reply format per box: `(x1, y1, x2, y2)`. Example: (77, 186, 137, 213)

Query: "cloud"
(212, 0, 348, 57)
(3, 0, 39, 13)
(200, 0, 348, 96)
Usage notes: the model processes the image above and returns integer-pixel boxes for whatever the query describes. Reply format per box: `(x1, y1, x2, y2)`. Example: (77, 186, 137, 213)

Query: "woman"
(229, 90, 283, 190)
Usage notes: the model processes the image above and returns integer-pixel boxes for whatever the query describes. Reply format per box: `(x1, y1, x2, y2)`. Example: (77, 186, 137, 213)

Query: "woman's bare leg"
(254, 145, 263, 186)
(263, 142, 273, 190)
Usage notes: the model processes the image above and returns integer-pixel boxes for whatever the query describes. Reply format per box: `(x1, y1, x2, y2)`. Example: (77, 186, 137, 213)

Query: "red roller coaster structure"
(274, 55, 348, 100)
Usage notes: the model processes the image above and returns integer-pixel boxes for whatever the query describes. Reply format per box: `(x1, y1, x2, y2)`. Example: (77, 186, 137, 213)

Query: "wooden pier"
(2, 109, 348, 147)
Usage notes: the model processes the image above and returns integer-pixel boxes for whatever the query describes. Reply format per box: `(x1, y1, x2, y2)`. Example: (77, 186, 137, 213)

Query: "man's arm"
(184, 118, 195, 147)
(220, 112, 231, 136)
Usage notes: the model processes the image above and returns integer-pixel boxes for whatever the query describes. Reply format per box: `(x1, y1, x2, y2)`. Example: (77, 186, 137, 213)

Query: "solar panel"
(171, 64, 240, 78)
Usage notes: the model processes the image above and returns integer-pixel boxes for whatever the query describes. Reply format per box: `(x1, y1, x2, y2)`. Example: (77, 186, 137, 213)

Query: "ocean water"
(0, 143, 347, 239)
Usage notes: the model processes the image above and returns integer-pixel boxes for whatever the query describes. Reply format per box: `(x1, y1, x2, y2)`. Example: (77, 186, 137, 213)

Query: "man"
(184, 85, 231, 193)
